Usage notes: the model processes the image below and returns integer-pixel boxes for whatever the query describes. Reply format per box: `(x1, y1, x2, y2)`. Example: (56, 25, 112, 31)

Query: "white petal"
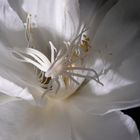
(70, 80, 140, 115)
(68, 109, 139, 140)
(0, 76, 33, 101)
(35, 0, 80, 41)
(20, 0, 80, 52)
(0, 92, 20, 105)
(0, 0, 26, 48)
(0, 100, 139, 140)
(79, 0, 118, 30)
(0, 100, 72, 140)
(0, 43, 40, 89)
(7, 0, 27, 22)
(73, 0, 140, 114)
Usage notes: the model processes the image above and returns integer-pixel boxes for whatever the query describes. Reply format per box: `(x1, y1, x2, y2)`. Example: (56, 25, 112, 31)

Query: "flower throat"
(12, 14, 103, 98)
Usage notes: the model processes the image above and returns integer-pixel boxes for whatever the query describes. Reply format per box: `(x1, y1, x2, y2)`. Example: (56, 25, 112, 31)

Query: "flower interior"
(12, 14, 103, 100)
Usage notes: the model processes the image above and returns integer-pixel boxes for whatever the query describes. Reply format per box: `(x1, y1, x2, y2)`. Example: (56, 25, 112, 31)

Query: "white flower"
(0, 0, 140, 140)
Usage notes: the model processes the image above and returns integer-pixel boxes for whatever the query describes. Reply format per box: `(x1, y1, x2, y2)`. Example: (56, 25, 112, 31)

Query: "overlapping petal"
(0, 100, 139, 140)
(0, 0, 26, 48)
(0, 0, 139, 138)
(69, 0, 140, 114)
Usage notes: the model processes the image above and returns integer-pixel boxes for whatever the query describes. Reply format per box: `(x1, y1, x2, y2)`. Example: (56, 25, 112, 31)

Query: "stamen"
(24, 14, 32, 43)
(69, 76, 80, 85)
(13, 14, 103, 98)
(63, 76, 70, 87)
(71, 26, 88, 45)
(64, 71, 103, 86)
(49, 41, 57, 63)
(41, 78, 60, 98)
(41, 80, 53, 98)
(66, 67, 100, 81)
(12, 48, 51, 72)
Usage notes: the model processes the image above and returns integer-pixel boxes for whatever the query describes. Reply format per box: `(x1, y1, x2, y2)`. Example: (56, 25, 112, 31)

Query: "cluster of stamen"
(12, 14, 103, 98)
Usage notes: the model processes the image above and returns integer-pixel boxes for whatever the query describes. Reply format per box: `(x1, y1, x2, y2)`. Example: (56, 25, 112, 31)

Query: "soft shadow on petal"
(7, 0, 26, 22)
(69, 79, 140, 115)
(0, 100, 139, 140)
(0, 92, 20, 105)
(0, 76, 33, 101)
(0, 100, 72, 140)
(35, 0, 80, 45)
(68, 109, 139, 140)
(71, 0, 140, 114)
(79, 0, 118, 30)
(92, 0, 140, 71)
(0, 42, 40, 89)
(0, 0, 27, 49)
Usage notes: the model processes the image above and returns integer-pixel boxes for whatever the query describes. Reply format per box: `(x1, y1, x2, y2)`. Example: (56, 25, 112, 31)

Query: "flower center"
(12, 14, 103, 99)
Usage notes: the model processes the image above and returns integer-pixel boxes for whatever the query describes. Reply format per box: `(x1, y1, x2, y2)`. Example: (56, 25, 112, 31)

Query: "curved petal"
(0, 92, 20, 105)
(0, 42, 40, 90)
(0, 0, 26, 49)
(0, 76, 33, 101)
(0, 100, 72, 140)
(19, 0, 80, 52)
(68, 109, 139, 140)
(0, 100, 139, 140)
(0, 0, 45, 102)
(69, 79, 140, 115)
(79, 0, 119, 34)
(7, 0, 33, 22)
(72, 0, 140, 114)
(7, 0, 80, 54)
(35, 0, 80, 41)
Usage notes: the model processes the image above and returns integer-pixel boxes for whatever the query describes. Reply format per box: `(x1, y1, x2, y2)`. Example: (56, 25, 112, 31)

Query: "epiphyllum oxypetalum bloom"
(0, 0, 140, 140)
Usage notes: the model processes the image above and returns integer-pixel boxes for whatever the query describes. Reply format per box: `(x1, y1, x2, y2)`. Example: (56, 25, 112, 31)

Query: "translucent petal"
(0, 100, 139, 140)
(70, 79, 140, 115)
(0, 100, 72, 140)
(0, 92, 20, 105)
(71, 0, 140, 114)
(0, 1, 34, 89)
(79, 0, 119, 31)
(0, 42, 40, 89)
(21, 0, 79, 53)
(7, 0, 27, 22)
(10, 0, 81, 63)
(0, 76, 33, 101)
(35, 0, 80, 41)
(68, 109, 139, 140)
(0, 0, 26, 49)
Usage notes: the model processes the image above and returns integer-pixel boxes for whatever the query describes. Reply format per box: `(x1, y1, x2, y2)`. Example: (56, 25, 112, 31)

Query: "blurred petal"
(68, 109, 139, 140)
(0, 42, 40, 90)
(8, 0, 34, 22)
(0, 100, 139, 140)
(0, 101, 72, 140)
(0, 76, 33, 100)
(79, 0, 119, 35)
(0, 0, 26, 48)
(0, 92, 20, 105)
(0, 0, 37, 88)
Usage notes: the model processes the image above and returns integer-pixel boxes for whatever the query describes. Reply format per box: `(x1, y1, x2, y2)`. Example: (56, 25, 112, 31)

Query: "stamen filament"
(66, 67, 100, 81)
(69, 76, 80, 85)
(64, 71, 103, 86)
(12, 48, 51, 72)
(49, 41, 57, 63)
